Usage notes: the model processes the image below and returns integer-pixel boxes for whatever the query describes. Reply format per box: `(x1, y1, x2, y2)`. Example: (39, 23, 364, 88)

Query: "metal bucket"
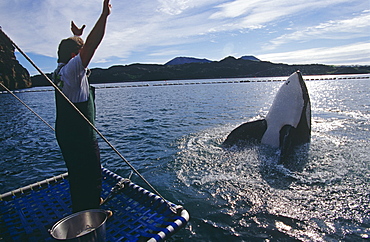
(50, 209, 108, 241)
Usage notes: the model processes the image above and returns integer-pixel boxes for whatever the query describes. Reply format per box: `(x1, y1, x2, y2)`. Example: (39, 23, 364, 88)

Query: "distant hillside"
(31, 56, 370, 87)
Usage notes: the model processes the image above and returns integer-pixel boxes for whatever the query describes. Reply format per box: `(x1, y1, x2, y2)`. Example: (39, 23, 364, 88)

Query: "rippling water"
(1, 74, 369, 241)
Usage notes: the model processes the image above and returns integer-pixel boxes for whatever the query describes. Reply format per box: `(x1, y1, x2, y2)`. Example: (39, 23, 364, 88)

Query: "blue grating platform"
(0, 168, 189, 241)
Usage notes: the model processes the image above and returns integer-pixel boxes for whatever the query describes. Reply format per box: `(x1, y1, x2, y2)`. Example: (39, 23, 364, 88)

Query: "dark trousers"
(58, 139, 102, 213)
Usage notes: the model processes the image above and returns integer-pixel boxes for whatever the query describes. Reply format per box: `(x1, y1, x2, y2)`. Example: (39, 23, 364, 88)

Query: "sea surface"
(1, 74, 369, 241)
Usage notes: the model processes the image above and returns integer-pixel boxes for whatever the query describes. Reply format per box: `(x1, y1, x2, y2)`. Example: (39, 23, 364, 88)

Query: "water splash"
(174, 123, 370, 240)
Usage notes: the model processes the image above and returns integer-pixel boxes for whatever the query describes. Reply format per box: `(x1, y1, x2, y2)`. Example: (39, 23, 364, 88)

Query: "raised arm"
(80, 0, 111, 68)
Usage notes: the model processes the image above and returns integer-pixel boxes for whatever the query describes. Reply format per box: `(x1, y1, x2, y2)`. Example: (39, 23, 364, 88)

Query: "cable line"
(0, 82, 55, 131)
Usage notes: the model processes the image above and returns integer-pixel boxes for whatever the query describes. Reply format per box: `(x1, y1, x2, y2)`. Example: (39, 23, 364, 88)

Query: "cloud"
(258, 42, 370, 65)
(209, 0, 353, 30)
(93, 1, 225, 62)
(149, 48, 183, 57)
(264, 11, 370, 50)
(1, 0, 368, 70)
(157, 0, 192, 15)
(157, 0, 222, 15)
(0, 1, 102, 54)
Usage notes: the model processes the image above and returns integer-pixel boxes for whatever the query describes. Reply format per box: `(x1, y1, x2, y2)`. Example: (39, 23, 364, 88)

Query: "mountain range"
(164, 56, 260, 65)
(31, 56, 370, 87)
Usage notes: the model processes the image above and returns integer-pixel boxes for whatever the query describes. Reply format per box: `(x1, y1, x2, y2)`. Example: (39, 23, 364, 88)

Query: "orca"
(222, 71, 311, 165)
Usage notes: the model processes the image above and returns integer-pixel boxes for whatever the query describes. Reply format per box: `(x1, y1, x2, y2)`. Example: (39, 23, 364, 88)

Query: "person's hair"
(57, 36, 84, 63)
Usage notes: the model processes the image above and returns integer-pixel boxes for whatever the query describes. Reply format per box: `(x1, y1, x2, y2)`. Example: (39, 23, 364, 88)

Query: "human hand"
(71, 21, 86, 36)
(102, 0, 112, 17)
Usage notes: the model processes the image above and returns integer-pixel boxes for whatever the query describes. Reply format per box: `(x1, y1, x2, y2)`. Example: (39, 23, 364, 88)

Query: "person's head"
(57, 36, 84, 63)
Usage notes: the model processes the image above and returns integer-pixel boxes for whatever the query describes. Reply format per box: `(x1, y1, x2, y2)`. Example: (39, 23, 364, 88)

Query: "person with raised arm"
(53, 0, 111, 213)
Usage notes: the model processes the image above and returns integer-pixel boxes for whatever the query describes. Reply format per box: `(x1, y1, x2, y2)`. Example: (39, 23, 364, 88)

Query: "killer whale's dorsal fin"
(222, 119, 267, 148)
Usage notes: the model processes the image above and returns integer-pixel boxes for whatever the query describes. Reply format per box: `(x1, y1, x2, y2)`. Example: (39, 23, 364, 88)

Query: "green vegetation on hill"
(0, 30, 31, 90)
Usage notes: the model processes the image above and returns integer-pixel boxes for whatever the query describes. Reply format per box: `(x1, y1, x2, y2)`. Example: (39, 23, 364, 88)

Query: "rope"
(0, 82, 55, 131)
(0, 28, 178, 214)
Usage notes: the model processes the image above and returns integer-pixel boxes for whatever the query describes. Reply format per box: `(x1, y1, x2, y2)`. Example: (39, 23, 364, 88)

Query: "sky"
(1, 0, 369, 76)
